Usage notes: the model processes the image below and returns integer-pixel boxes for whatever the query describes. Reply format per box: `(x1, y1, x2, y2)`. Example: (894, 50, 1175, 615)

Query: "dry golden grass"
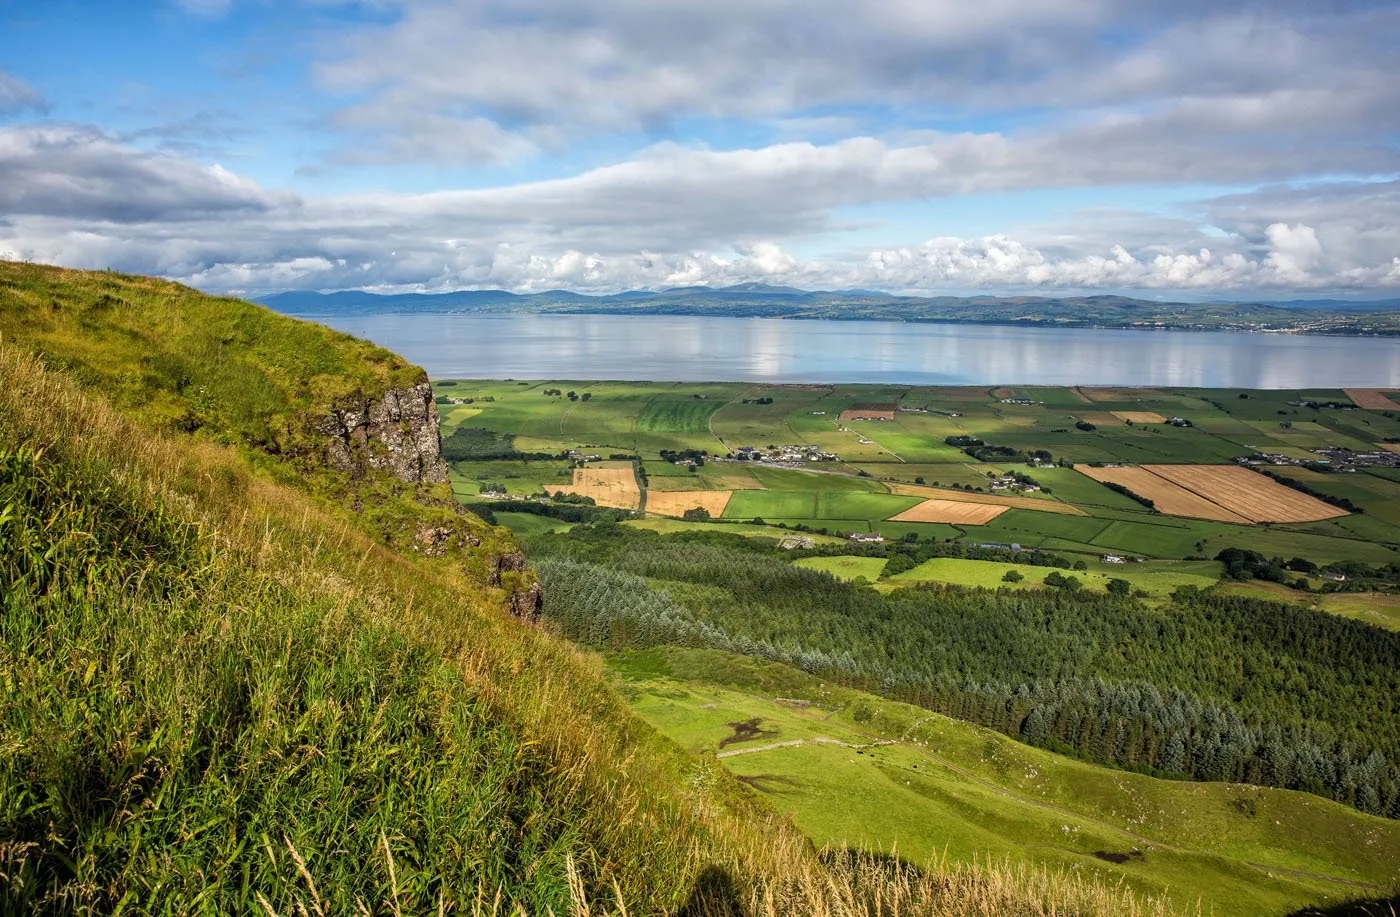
(547, 465, 641, 510)
(840, 409, 895, 422)
(890, 498, 1007, 525)
(1080, 412, 1125, 426)
(1111, 411, 1168, 424)
(1145, 464, 1349, 523)
(646, 490, 733, 518)
(1345, 388, 1400, 410)
(1381, 443, 1400, 455)
(888, 483, 1087, 515)
(1077, 465, 1252, 523)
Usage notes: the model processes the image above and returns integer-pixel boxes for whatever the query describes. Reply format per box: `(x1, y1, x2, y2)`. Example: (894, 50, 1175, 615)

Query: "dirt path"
(707, 386, 760, 454)
(717, 736, 895, 759)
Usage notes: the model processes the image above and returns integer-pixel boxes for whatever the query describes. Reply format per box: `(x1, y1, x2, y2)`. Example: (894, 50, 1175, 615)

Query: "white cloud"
(1, 124, 1396, 296)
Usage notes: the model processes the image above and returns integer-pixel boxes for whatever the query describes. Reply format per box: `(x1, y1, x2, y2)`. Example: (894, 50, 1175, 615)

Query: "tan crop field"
(1382, 443, 1400, 455)
(1080, 412, 1125, 426)
(545, 463, 641, 510)
(646, 490, 734, 518)
(890, 498, 1007, 525)
(1077, 465, 1251, 524)
(840, 409, 895, 422)
(1111, 411, 1168, 424)
(888, 482, 1087, 515)
(1144, 464, 1349, 523)
(1345, 388, 1400, 410)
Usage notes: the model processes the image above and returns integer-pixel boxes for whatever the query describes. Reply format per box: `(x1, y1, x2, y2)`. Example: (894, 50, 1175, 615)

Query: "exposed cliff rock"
(317, 382, 450, 484)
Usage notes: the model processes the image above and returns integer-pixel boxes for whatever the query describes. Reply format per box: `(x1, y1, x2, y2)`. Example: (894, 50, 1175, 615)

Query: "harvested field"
(1111, 411, 1168, 424)
(1081, 387, 1158, 403)
(646, 490, 733, 518)
(707, 474, 765, 490)
(1145, 464, 1348, 523)
(887, 482, 1086, 515)
(840, 409, 895, 422)
(1381, 443, 1400, 455)
(1080, 412, 1125, 426)
(1070, 387, 1094, 404)
(890, 498, 1007, 525)
(546, 464, 641, 510)
(1077, 465, 1251, 524)
(1345, 388, 1400, 410)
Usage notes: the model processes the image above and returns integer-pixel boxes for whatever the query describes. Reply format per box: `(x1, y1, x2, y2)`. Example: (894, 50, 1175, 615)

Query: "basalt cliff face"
(317, 382, 450, 484)
(318, 381, 544, 622)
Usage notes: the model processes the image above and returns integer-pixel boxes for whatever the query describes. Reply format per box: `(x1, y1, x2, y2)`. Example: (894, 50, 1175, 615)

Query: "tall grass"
(2, 301, 1186, 914)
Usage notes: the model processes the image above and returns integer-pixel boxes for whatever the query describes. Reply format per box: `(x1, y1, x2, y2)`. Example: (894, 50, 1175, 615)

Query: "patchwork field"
(545, 462, 641, 509)
(441, 378, 1400, 577)
(1145, 464, 1349, 523)
(1077, 464, 1252, 523)
(644, 489, 733, 518)
(889, 498, 1007, 524)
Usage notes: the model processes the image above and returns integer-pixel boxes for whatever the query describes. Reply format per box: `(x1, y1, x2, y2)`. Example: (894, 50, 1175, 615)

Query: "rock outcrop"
(317, 382, 450, 484)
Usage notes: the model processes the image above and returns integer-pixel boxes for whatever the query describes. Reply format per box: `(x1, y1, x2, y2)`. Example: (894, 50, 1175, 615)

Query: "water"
(287, 311, 1400, 388)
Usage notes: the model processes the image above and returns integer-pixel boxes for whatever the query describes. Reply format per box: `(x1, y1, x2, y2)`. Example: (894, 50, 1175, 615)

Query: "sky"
(1, 0, 1398, 298)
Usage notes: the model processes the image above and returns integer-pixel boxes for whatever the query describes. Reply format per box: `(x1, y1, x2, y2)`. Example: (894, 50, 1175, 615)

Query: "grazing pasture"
(1145, 464, 1349, 523)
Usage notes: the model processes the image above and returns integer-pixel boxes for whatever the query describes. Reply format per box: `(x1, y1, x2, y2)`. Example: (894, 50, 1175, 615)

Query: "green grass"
(886, 557, 1219, 597)
(792, 556, 889, 582)
(494, 511, 577, 536)
(613, 648, 1400, 917)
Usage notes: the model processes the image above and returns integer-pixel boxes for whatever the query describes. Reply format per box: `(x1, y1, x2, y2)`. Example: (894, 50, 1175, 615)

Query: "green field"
(887, 556, 1221, 597)
(793, 555, 889, 581)
(613, 648, 1400, 917)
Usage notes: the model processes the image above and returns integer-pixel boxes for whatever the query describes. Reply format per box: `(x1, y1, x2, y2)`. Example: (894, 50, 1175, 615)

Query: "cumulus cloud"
(306, 0, 1400, 165)
(0, 124, 290, 222)
(1, 124, 1396, 297)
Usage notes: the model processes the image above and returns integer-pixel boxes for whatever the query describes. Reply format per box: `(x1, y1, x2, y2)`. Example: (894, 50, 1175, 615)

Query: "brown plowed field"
(546, 465, 641, 510)
(1144, 464, 1348, 523)
(890, 499, 1007, 525)
(888, 483, 1086, 515)
(646, 490, 733, 518)
(1111, 411, 1168, 424)
(1345, 389, 1400, 410)
(1077, 465, 1252, 524)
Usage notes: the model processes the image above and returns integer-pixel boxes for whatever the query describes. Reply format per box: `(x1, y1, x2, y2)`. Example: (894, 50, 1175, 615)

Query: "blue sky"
(1, 0, 1398, 297)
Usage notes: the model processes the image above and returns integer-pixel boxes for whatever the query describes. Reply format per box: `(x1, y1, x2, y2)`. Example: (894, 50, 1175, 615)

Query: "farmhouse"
(848, 532, 886, 543)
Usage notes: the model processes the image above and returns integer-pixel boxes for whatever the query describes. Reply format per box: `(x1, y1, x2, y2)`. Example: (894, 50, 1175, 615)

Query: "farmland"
(440, 378, 1400, 610)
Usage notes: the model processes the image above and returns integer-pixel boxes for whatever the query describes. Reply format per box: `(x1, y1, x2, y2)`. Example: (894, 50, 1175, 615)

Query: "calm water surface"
(288, 311, 1400, 388)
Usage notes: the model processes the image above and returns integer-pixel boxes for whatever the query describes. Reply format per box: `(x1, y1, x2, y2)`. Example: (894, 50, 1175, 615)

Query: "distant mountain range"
(259, 284, 1400, 335)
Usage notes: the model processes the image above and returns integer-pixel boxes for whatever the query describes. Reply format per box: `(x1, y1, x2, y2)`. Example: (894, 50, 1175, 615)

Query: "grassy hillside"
(611, 648, 1400, 916)
(0, 262, 1185, 914)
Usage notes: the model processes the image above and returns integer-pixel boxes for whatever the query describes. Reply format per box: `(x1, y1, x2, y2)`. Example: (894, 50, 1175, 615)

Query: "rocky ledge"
(317, 382, 450, 484)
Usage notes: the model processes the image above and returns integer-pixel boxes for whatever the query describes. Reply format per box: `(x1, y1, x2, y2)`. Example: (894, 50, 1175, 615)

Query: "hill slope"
(0, 262, 1180, 914)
